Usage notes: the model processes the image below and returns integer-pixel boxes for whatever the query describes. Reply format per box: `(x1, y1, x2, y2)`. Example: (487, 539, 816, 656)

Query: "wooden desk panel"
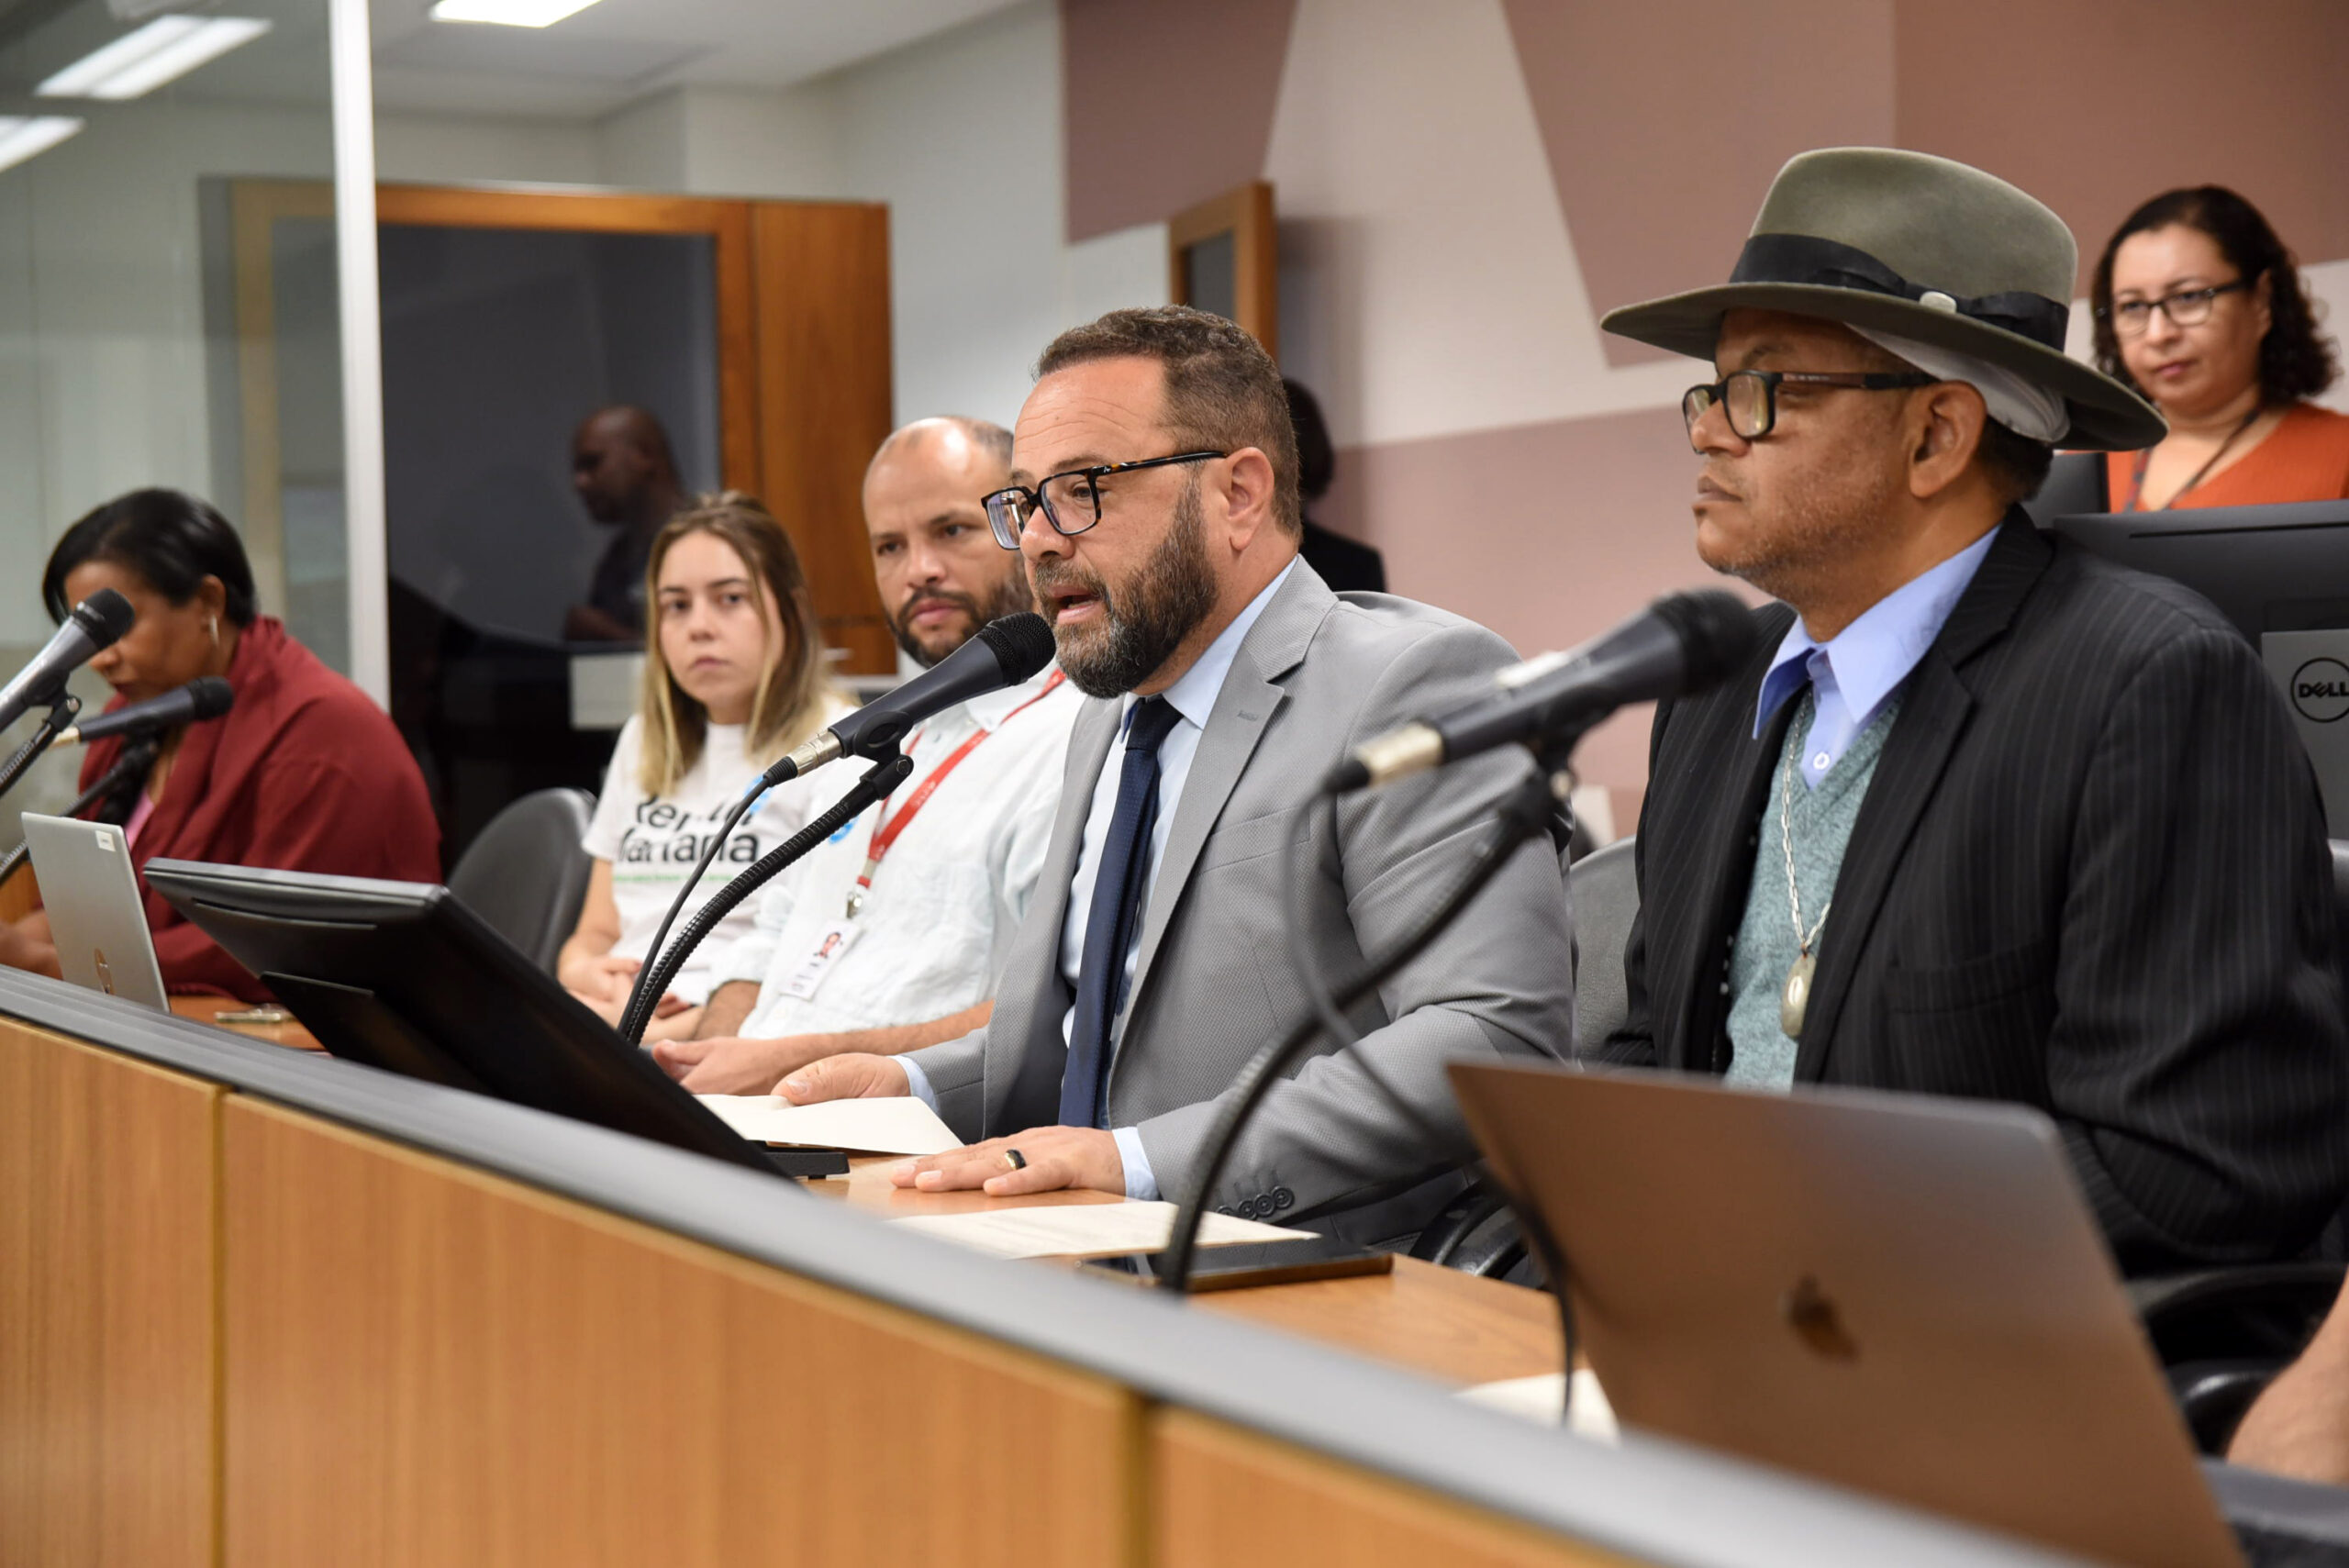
(819, 1157, 1563, 1388)
(222, 1099, 1139, 1568)
(1153, 1408, 1635, 1568)
(0, 1022, 219, 1568)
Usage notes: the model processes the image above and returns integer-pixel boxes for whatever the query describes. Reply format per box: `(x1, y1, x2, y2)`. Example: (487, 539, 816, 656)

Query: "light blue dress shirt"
(1752, 530, 1998, 786)
(902, 560, 1298, 1198)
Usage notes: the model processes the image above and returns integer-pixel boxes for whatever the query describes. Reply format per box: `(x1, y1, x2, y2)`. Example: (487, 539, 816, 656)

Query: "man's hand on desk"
(652, 1032, 846, 1094)
(777, 1051, 909, 1102)
(887, 1129, 1125, 1197)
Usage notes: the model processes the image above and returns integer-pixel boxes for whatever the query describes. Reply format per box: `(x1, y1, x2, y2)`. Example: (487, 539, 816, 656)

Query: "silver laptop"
(22, 812, 168, 1012)
(1449, 1061, 2244, 1568)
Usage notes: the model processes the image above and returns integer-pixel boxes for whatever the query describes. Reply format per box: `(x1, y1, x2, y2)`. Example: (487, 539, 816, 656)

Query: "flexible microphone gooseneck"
(1326, 590, 1758, 792)
(1154, 762, 1564, 1293)
(1162, 592, 1760, 1293)
(617, 613, 1060, 1041)
(50, 676, 233, 750)
(760, 612, 1057, 787)
(618, 752, 914, 1046)
(0, 589, 134, 735)
(0, 736, 158, 891)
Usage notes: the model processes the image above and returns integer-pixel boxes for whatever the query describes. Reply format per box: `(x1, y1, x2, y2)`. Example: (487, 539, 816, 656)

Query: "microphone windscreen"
(75, 588, 135, 644)
(974, 611, 1057, 682)
(185, 676, 234, 721)
(1650, 590, 1760, 695)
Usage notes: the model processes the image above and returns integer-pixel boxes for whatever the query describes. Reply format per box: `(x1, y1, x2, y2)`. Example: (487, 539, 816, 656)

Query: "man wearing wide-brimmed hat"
(1590, 148, 2349, 1273)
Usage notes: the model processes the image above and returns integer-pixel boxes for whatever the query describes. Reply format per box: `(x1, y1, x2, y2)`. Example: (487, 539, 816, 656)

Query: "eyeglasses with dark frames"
(1682, 369, 1940, 444)
(2097, 278, 2249, 338)
(982, 450, 1227, 550)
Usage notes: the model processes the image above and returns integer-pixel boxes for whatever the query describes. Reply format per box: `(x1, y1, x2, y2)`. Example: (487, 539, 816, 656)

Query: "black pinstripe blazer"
(1597, 513, 2349, 1273)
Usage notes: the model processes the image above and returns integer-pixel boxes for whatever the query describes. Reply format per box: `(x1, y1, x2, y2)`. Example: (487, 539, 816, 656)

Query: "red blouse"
(76, 617, 440, 999)
(2104, 402, 2349, 509)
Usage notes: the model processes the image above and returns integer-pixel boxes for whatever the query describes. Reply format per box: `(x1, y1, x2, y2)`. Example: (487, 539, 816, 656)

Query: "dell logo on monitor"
(2294, 658, 2349, 723)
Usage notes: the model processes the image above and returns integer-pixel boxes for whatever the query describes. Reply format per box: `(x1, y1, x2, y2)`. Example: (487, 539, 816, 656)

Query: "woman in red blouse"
(1, 488, 440, 997)
(2092, 186, 2349, 509)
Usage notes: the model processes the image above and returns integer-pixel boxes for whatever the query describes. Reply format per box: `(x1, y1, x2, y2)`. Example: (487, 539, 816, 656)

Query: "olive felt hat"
(1600, 147, 2165, 451)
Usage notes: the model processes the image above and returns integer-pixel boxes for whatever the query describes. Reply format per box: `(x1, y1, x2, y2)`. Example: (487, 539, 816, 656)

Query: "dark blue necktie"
(1060, 696, 1183, 1129)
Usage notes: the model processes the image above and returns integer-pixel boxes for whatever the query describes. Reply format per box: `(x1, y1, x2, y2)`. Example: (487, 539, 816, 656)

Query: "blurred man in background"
(565, 404, 686, 641)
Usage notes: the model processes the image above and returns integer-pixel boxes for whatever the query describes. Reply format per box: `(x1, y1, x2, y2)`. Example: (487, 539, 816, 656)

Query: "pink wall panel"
(1319, 404, 1760, 800)
(1892, 0, 2349, 289)
(1504, 0, 1896, 367)
(1060, 0, 1297, 242)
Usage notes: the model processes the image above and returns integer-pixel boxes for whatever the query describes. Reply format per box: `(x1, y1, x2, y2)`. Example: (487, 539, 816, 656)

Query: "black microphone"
(1326, 589, 1759, 792)
(758, 611, 1058, 787)
(50, 676, 233, 750)
(0, 589, 134, 733)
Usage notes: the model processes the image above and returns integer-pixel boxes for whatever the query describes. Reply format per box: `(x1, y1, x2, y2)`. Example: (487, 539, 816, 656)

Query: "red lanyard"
(845, 669, 1065, 916)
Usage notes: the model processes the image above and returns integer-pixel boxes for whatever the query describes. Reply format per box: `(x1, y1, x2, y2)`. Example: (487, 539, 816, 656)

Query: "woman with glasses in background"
(2091, 185, 2349, 510)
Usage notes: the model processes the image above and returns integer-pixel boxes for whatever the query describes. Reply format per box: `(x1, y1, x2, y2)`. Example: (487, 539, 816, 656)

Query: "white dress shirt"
(900, 562, 1297, 1198)
(713, 663, 1079, 1040)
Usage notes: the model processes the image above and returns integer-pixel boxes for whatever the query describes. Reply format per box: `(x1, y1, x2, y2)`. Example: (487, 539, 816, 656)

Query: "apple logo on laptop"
(1781, 1274, 1859, 1362)
(93, 950, 116, 995)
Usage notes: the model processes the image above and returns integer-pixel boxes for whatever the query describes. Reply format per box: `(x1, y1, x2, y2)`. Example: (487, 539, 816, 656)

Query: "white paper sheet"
(888, 1199, 1312, 1260)
(1456, 1370, 1618, 1442)
(696, 1094, 963, 1157)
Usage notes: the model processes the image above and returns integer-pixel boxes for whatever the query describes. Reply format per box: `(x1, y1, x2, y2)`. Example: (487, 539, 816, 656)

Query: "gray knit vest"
(1724, 688, 1903, 1088)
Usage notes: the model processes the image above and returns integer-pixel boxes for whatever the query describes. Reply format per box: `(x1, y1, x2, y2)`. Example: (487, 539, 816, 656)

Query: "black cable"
(619, 752, 914, 1045)
(0, 693, 80, 807)
(1157, 762, 1560, 1293)
(1283, 788, 1455, 1151)
(618, 784, 761, 1040)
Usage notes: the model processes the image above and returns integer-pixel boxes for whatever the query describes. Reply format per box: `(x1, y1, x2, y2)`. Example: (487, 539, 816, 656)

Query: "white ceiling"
(367, 0, 1031, 119)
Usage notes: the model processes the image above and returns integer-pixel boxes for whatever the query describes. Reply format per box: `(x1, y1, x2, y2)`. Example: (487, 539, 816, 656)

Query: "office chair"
(2146, 840, 2349, 1453)
(446, 787, 596, 974)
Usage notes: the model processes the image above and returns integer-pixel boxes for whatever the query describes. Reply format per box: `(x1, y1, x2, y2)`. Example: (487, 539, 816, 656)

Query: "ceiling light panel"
(429, 0, 605, 27)
(38, 16, 273, 100)
(0, 117, 83, 174)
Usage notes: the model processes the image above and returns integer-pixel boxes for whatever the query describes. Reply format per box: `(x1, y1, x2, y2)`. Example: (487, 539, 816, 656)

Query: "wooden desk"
(814, 1156, 1562, 1388)
(168, 993, 321, 1051)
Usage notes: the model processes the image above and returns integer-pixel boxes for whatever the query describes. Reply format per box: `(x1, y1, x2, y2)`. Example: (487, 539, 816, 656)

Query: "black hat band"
(1729, 232, 2070, 351)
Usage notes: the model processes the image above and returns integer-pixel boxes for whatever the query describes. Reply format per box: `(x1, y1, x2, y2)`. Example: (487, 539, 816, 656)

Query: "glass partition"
(0, 0, 341, 840)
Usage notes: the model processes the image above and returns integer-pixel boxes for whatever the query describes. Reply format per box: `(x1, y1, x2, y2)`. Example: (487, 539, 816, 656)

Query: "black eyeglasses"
(2098, 278, 2249, 338)
(982, 450, 1225, 550)
(1682, 369, 1939, 443)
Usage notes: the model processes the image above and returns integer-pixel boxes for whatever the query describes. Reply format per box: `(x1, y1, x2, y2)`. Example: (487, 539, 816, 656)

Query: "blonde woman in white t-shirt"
(560, 492, 851, 1040)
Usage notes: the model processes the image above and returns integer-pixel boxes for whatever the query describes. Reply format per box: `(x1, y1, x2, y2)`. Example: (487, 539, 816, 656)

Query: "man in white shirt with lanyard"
(652, 417, 1080, 1093)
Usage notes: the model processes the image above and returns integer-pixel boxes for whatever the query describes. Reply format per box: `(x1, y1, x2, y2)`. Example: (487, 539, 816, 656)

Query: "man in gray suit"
(782, 306, 1572, 1238)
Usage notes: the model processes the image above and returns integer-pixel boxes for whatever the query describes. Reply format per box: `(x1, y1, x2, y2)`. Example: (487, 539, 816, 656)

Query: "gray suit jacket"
(904, 564, 1575, 1236)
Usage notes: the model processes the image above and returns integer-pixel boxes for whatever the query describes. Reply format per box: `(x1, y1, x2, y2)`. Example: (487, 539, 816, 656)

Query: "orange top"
(2106, 402, 2349, 510)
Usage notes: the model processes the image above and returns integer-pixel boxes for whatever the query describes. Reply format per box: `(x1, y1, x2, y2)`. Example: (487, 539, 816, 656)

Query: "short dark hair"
(42, 488, 258, 627)
(1036, 306, 1301, 535)
(2090, 185, 2337, 406)
(1975, 417, 2055, 506)
(1285, 378, 1334, 503)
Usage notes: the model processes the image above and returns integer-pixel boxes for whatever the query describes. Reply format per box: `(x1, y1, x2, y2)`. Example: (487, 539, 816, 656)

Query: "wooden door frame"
(1168, 180, 1278, 362)
(226, 183, 897, 674)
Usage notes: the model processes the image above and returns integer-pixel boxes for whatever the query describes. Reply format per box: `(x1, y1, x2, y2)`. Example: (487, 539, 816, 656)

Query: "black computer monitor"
(2050, 500, 2349, 831)
(143, 859, 827, 1180)
(2020, 450, 2108, 529)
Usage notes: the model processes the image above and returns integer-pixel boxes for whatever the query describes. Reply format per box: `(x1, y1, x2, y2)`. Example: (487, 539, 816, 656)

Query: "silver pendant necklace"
(1777, 737, 1831, 1040)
